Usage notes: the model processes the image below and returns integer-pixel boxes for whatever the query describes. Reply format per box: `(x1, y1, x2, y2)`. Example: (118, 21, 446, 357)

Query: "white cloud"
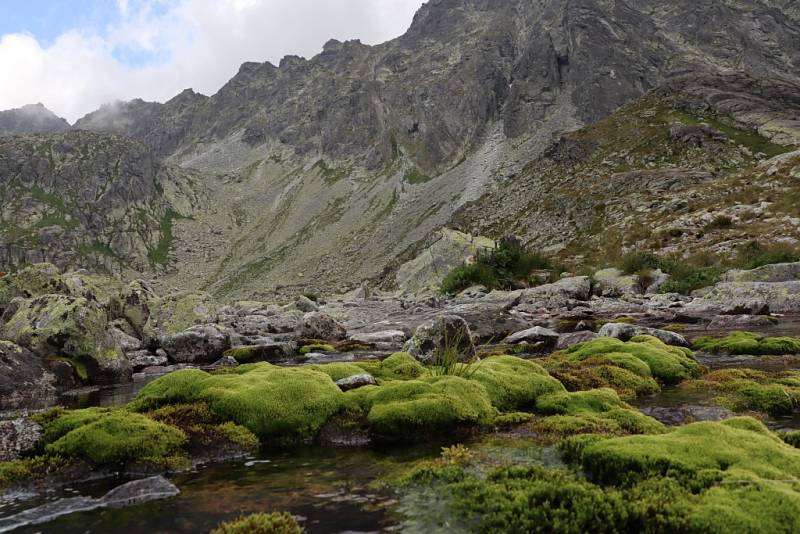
(0, 0, 425, 122)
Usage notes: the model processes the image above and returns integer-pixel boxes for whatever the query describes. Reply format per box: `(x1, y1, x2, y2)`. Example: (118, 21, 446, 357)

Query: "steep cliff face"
(0, 131, 202, 275)
(1, 0, 799, 296)
(0, 104, 70, 136)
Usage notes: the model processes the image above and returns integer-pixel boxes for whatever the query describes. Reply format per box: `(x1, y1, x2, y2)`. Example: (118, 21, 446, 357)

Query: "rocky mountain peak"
(0, 103, 70, 136)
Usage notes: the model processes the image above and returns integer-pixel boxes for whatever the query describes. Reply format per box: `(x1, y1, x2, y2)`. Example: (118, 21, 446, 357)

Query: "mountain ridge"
(1, 0, 799, 298)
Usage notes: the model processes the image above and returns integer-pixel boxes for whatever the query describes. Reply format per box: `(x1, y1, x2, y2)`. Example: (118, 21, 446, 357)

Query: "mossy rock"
(299, 343, 335, 355)
(41, 408, 187, 466)
(564, 335, 700, 384)
(130, 364, 346, 443)
(211, 512, 302, 534)
(0, 263, 67, 310)
(694, 331, 800, 355)
(0, 294, 127, 383)
(374, 352, 426, 380)
(686, 369, 800, 416)
(304, 362, 370, 382)
(143, 290, 218, 341)
(549, 362, 661, 401)
(469, 355, 565, 411)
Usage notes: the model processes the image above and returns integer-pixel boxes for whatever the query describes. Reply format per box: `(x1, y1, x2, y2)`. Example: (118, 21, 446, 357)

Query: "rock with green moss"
(142, 291, 218, 343)
(371, 352, 425, 380)
(597, 323, 689, 347)
(0, 295, 129, 384)
(110, 280, 157, 337)
(61, 271, 125, 308)
(224, 343, 294, 363)
(694, 331, 800, 355)
(404, 315, 475, 364)
(210, 512, 303, 534)
(685, 368, 800, 415)
(0, 263, 67, 311)
(563, 335, 700, 384)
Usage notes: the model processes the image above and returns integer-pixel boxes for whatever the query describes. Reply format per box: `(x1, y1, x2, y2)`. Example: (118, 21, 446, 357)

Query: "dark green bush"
(619, 252, 661, 275)
(440, 238, 553, 295)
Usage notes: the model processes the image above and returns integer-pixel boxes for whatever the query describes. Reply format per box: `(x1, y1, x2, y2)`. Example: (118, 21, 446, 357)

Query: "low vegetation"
(694, 331, 800, 356)
(211, 512, 303, 534)
(441, 238, 554, 295)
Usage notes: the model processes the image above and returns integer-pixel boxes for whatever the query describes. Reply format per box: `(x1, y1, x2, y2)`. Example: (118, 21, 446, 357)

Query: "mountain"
(0, 103, 69, 136)
(1, 0, 799, 297)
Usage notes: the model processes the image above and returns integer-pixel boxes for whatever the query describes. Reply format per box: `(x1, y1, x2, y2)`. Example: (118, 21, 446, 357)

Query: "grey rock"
(598, 323, 689, 348)
(335, 374, 378, 391)
(593, 268, 640, 297)
(208, 356, 239, 369)
(126, 350, 169, 369)
(349, 330, 407, 351)
(226, 342, 295, 363)
(300, 312, 347, 341)
(0, 103, 69, 136)
(708, 315, 777, 329)
(0, 418, 43, 462)
(110, 327, 143, 352)
(555, 331, 600, 351)
(505, 326, 559, 347)
(689, 281, 800, 314)
(161, 324, 231, 364)
(519, 277, 592, 309)
(0, 340, 58, 410)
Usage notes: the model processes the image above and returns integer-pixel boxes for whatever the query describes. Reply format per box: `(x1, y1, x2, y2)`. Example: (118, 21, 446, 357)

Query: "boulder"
(556, 331, 600, 350)
(336, 374, 378, 391)
(0, 418, 43, 462)
(0, 340, 58, 410)
(722, 262, 800, 283)
(395, 228, 495, 295)
(0, 294, 130, 384)
(708, 315, 776, 329)
(225, 343, 296, 363)
(295, 295, 319, 312)
(300, 312, 347, 341)
(688, 281, 800, 314)
(110, 327, 143, 352)
(518, 276, 592, 308)
(126, 350, 169, 369)
(112, 280, 157, 337)
(404, 314, 476, 364)
(598, 323, 690, 347)
(221, 311, 301, 336)
(593, 268, 640, 297)
(161, 324, 231, 364)
(505, 326, 560, 348)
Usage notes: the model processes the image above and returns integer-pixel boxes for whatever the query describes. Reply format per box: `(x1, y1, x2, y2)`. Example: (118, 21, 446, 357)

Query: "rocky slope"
(1, 0, 799, 297)
(0, 131, 204, 275)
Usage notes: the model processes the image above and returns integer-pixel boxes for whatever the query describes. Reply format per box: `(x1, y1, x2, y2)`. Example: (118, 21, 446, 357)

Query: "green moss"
(43, 409, 187, 466)
(493, 412, 535, 426)
(694, 331, 800, 355)
(548, 360, 660, 401)
(565, 336, 700, 384)
(144, 291, 216, 337)
(224, 346, 278, 363)
(404, 168, 432, 185)
(686, 369, 800, 416)
(210, 512, 303, 534)
(373, 352, 426, 380)
(0, 455, 72, 489)
(146, 403, 259, 453)
(469, 356, 565, 412)
(360, 376, 496, 437)
(596, 316, 638, 328)
(0, 263, 65, 307)
(131, 364, 345, 443)
(535, 389, 665, 436)
(299, 343, 335, 355)
(149, 209, 182, 267)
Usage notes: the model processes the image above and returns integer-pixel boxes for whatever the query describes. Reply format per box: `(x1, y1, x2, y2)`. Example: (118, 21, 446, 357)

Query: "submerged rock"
(555, 331, 600, 350)
(0, 476, 179, 531)
(335, 374, 378, 391)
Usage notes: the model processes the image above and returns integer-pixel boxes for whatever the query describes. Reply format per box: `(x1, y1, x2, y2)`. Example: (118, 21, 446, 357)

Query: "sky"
(0, 0, 425, 122)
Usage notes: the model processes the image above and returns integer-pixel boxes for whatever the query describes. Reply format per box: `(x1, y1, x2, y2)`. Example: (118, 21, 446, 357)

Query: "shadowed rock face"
(1, 0, 799, 296)
(0, 104, 70, 136)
